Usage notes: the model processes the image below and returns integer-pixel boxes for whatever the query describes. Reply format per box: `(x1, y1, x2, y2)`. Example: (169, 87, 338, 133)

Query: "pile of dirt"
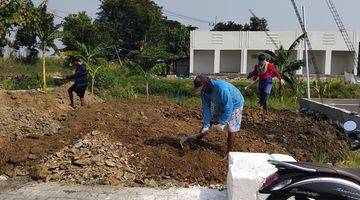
(0, 90, 349, 187)
(0, 83, 101, 140)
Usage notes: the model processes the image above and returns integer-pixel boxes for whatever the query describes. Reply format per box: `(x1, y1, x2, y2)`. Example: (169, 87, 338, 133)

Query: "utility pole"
(303, 6, 311, 99)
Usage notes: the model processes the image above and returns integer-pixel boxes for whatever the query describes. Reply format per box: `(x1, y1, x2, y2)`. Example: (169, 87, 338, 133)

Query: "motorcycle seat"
(289, 162, 338, 174)
(336, 168, 360, 183)
(286, 162, 360, 183)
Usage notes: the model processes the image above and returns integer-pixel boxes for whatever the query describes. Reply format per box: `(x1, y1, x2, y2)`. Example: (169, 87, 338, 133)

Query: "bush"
(0, 75, 62, 90)
(110, 84, 138, 99)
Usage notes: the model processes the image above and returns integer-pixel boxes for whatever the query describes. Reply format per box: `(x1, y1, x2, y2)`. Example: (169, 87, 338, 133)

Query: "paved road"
(0, 182, 227, 200)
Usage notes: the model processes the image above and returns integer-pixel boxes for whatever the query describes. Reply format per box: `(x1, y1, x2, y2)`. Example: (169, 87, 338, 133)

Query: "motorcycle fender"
(283, 177, 360, 200)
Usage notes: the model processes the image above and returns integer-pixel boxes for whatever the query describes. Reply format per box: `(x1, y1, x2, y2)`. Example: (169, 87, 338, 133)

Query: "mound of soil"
(0, 83, 101, 140)
(0, 90, 348, 187)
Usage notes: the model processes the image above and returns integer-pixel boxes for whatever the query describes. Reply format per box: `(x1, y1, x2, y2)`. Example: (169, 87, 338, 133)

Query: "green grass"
(338, 147, 360, 168)
(314, 145, 360, 168)
(0, 57, 71, 76)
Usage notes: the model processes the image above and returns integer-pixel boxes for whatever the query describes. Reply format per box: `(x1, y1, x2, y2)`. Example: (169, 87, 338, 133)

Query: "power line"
(48, 9, 66, 19)
(163, 9, 215, 26)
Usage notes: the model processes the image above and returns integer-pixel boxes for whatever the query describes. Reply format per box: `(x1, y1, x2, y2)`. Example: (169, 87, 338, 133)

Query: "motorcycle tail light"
(260, 173, 279, 190)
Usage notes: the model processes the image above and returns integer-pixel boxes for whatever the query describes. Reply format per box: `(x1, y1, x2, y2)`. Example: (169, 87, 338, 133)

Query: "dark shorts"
(68, 84, 87, 98)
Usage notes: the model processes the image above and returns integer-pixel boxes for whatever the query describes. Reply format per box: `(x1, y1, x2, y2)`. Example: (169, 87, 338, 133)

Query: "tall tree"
(212, 17, 269, 31)
(0, 0, 28, 57)
(96, 0, 165, 51)
(212, 21, 243, 31)
(32, 1, 61, 91)
(246, 16, 269, 31)
(62, 12, 97, 51)
(164, 20, 190, 57)
(12, 1, 39, 63)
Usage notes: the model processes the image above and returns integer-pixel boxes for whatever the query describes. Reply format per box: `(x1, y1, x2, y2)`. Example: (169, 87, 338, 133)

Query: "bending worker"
(194, 75, 244, 157)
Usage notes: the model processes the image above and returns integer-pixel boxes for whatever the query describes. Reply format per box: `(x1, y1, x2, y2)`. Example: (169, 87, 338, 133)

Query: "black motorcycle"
(259, 121, 360, 200)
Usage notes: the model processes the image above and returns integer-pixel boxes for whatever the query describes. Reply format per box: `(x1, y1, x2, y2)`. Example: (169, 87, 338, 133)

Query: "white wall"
(193, 50, 214, 74)
(220, 50, 241, 73)
(190, 31, 360, 75)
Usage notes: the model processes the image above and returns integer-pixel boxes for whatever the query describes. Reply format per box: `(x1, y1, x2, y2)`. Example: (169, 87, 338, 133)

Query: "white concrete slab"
(227, 152, 296, 200)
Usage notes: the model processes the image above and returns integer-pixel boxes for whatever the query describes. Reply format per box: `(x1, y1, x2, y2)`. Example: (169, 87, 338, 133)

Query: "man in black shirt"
(66, 58, 88, 107)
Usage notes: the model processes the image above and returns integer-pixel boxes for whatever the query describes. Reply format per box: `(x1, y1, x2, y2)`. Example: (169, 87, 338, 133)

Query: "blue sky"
(32, 0, 359, 31)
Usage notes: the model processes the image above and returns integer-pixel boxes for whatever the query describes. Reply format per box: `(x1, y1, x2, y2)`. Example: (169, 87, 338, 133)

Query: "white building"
(190, 31, 360, 75)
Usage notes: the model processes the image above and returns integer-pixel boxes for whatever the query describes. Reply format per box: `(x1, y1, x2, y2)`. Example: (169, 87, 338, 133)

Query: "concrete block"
(227, 152, 296, 200)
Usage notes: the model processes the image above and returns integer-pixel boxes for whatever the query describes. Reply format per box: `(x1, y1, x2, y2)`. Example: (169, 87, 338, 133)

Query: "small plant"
(111, 84, 137, 99)
(66, 41, 107, 94)
(127, 61, 159, 100)
(337, 146, 360, 168)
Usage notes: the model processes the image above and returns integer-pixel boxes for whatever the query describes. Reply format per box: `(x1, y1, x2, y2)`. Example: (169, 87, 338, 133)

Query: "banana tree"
(252, 33, 306, 86)
(73, 41, 106, 94)
(252, 33, 305, 101)
(36, 24, 61, 91)
(30, 0, 62, 91)
(127, 61, 154, 100)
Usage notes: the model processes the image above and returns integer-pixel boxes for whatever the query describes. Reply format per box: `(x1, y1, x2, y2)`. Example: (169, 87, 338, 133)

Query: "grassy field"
(2, 58, 360, 110)
(0, 57, 72, 76)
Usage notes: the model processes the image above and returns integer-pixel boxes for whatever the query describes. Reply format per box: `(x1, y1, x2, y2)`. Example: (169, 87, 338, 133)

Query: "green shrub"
(0, 78, 15, 90)
(110, 84, 138, 99)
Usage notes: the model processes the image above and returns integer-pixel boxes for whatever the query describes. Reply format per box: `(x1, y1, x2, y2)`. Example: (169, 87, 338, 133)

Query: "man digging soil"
(181, 75, 245, 159)
(66, 58, 89, 108)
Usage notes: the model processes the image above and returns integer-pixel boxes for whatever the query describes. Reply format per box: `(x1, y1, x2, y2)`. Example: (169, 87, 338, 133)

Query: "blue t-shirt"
(201, 80, 244, 128)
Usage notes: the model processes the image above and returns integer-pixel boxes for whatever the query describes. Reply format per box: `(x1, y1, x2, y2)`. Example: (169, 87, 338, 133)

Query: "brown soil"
(0, 86, 348, 187)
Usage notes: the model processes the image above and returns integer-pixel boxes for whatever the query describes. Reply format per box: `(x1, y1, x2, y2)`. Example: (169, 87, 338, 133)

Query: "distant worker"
(248, 54, 285, 111)
(66, 58, 88, 108)
(193, 75, 245, 158)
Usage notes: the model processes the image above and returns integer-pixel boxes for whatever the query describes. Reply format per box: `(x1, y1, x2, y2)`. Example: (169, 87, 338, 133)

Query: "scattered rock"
(30, 166, 48, 180)
(144, 179, 158, 187)
(265, 134, 275, 140)
(105, 161, 116, 167)
(73, 159, 91, 167)
(91, 130, 101, 136)
(305, 128, 322, 135)
(14, 166, 29, 176)
(28, 154, 37, 160)
(0, 175, 8, 181)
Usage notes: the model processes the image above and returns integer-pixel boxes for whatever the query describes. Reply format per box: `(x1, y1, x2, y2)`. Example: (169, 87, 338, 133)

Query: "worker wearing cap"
(251, 54, 285, 111)
(66, 58, 88, 107)
(194, 75, 244, 157)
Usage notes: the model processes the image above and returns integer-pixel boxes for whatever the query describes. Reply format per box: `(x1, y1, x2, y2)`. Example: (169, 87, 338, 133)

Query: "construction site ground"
(0, 84, 349, 189)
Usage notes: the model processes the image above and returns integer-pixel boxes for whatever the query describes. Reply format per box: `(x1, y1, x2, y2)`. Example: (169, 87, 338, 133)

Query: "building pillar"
(241, 49, 248, 74)
(189, 48, 194, 73)
(214, 49, 220, 74)
(296, 49, 304, 75)
(325, 50, 332, 75)
(354, 52, 359, 76)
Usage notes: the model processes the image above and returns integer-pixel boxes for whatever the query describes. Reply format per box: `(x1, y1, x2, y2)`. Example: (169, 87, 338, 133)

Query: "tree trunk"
(41, 47, 46, 91)
(146, 81, 149, 100)
(279, 83, 284, 103)
(91, 76, 95, 94)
